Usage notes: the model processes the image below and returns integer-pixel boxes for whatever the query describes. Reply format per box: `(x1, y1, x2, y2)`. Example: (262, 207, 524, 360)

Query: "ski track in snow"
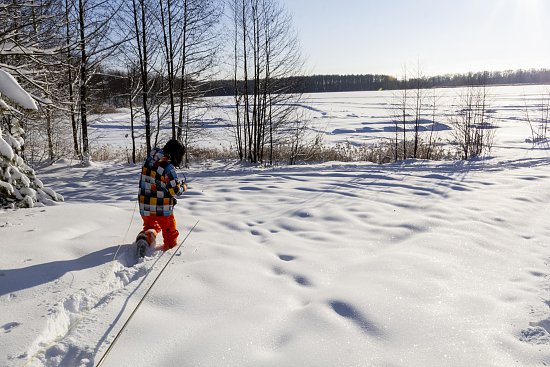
(23, 245, 163, 367)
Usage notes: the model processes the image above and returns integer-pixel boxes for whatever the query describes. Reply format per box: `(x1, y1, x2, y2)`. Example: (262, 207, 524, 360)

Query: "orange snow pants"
(140, 214, 179, 251)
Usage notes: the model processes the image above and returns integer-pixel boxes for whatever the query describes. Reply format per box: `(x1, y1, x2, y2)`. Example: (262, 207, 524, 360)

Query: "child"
(136, 139, 187, 256)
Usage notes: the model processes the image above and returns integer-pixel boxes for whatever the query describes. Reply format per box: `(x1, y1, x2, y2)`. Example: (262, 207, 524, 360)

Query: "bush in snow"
(0, 70, 64, 208)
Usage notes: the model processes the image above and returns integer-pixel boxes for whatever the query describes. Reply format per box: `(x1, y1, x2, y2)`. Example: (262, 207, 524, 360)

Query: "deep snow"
(1, 85, 550, 367)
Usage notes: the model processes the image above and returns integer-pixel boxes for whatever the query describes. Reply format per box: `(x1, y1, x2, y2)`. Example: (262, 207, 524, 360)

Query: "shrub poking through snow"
(0, 69, 63, 208)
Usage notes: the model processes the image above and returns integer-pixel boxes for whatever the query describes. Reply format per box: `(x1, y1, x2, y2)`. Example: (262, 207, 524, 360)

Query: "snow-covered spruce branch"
(0, 70, 63, 208)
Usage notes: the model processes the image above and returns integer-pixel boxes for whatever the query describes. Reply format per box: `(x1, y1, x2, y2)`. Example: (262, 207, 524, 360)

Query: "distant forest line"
(200, 68, 550, 96)
(98, 68, 550, 107)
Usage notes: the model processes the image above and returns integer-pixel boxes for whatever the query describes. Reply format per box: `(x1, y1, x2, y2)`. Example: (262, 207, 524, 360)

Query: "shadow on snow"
(0, 245, 122, 296)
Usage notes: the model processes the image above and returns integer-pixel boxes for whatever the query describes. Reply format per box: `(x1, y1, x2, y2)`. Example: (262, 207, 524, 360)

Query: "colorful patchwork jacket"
(138, 148, 185, 216)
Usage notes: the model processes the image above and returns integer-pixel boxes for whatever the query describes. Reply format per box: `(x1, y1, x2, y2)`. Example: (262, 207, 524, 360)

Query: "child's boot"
(136, 229, 158, 257)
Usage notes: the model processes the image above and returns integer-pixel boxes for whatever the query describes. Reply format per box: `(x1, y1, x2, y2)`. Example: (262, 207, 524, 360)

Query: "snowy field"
(1, 85, 550, 367)
(87, 84, 548, 157)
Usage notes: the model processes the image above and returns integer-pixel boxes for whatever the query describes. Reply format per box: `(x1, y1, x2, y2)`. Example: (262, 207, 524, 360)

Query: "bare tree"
(142, 0, 222, 162)
(390, 67, 408, 161)
(125, 61, 141, 163)
(64, 0, 81, 158)
(523, 89, 550, 145)
(54, 0, 123, 160)
(128, 0, 155, 153)
(176, 0, 222, 153)
(158, 0, 177, 137)
(425, 86, 441, 160)
(70, 0, 123, 160)
(449, 73, 496, 159)
(230, 0, 305, 164)
(411, 63, 425, 158)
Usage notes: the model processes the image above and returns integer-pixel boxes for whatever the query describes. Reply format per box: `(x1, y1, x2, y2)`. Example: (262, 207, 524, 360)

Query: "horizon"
(208, 67, 549, 83)
(281, 0, 550, 77)
(279, 66, 550, 79)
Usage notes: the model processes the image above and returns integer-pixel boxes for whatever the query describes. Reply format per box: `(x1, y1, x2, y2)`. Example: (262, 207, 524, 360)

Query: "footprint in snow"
(2, 322, 21, 333)
(272, 266, 313, 287)
(29, 250, 156, 366)
(293, 275, 312, 287)
(527, 270, 547, 278)
(278, 254, 295, 262)
(329, 300, 384, 337)
(520, 321, 550, 345)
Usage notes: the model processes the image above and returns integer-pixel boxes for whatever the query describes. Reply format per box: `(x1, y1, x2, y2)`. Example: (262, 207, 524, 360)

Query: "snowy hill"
(1, 86, 550, 366)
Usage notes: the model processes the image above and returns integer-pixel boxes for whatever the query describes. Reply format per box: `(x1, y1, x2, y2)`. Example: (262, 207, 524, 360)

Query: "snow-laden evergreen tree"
(0, 70, 63, 208)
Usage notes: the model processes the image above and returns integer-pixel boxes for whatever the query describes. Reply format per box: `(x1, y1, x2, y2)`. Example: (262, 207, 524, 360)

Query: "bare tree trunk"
(413, 76, 421, 158)
(159, 0, 176, 139)
(401, 68, 408, 159)
(394, 118, 398, 161)
(233, 0, 243, 160)
(268, 96, 273, 165)
(131, 0, 152, 154)
(128, 66, 137, 163)
(140, 0, 151, 153)
(155, 104, 161, 147)
(544, 94, 550, 139)
(65, 0, 80, 158)
(129, 96, 136, 163)
(177, 0, 192, 143)
(241, 0, 251, 161)
(46, 107, 54, 160)
(259, 0, 272, 164)
(251, 0, 260, 163)
(426, 87, 438, 159)
(78, 0, 89, 159)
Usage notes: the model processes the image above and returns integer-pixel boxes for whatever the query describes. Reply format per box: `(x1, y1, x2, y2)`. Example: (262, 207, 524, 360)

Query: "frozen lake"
(89, 84, 550, 160)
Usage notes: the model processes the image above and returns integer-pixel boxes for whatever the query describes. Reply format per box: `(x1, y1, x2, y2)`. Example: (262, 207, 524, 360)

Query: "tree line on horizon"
(94, 67, 550, 107)
(199, 68, 550, 96)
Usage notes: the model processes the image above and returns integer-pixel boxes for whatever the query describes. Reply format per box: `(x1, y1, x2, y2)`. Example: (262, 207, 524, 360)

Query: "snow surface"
(1, 86, 550, 367)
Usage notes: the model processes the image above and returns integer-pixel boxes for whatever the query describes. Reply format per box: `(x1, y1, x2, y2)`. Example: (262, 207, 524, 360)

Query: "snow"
(1, 85, 550, 367)
(0, 97, 10, 109)
(0, 69, 38, 110)
(0, 180, 14, 195)
(0, 135, 15, 160)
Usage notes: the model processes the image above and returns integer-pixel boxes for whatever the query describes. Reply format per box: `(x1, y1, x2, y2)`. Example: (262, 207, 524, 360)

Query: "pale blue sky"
(281, 0, 550, 76)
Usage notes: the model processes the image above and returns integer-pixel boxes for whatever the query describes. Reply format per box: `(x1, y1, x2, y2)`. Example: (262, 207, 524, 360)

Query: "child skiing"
(136, 139, 187, 256)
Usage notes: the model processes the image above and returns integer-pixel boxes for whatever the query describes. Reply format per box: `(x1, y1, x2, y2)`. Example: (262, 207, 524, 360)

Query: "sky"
(281, 0, 550, 77)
